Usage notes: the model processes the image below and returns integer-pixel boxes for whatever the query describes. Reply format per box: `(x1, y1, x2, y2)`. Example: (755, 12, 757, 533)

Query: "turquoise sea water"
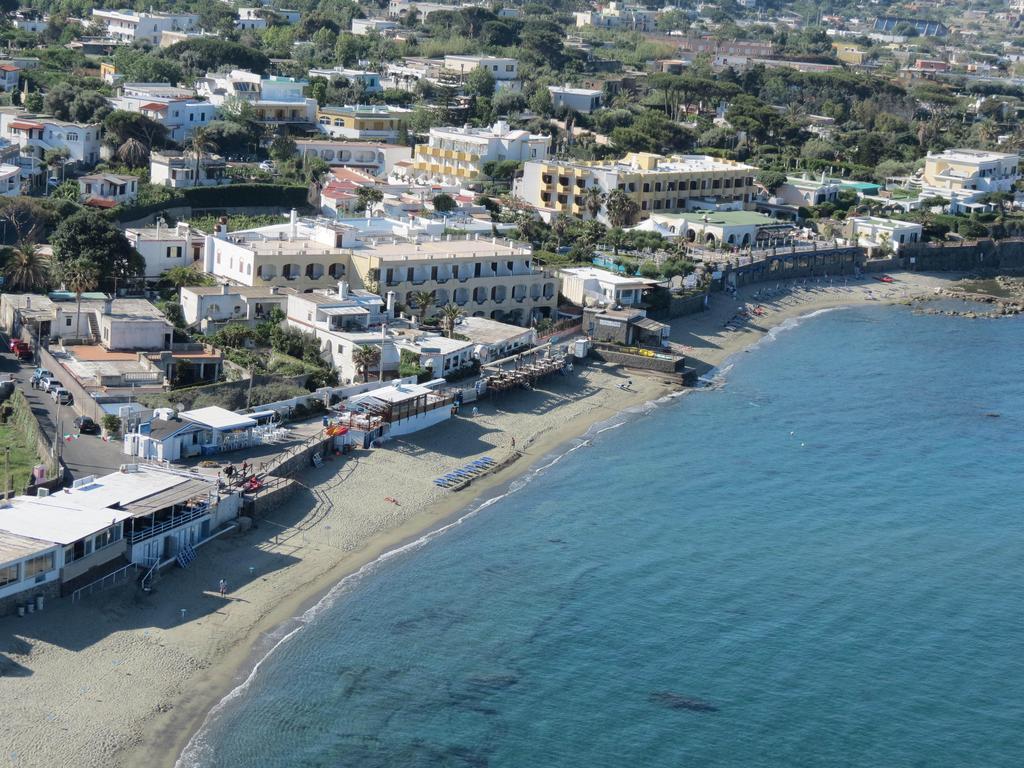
(179, 305, 1024, 768)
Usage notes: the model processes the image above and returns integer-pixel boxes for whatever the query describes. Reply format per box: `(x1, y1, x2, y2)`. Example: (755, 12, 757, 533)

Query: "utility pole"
(4, 446, 10, 500)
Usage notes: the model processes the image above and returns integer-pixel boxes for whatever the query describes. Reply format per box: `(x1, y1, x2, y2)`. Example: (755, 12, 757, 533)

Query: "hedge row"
(116, 184, 309, 222)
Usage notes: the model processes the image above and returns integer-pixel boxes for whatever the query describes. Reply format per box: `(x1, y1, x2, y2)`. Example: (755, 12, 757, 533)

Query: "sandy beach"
(0, 270, 959, 768)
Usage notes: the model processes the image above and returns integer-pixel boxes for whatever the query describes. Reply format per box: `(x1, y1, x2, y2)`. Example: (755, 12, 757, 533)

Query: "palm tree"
(117, 137, 149, 168)
(605, 227, 627, 255)
(439, 302, 464, 338)
(3, 241, 51, 292)
(352, 344, 380, 383)
(58, 258, 100, 341)
(189, 126, 217, 185)
(605, 189, 639, 228)
(409, 290, 435, 320)
(584, 186, 606, 220)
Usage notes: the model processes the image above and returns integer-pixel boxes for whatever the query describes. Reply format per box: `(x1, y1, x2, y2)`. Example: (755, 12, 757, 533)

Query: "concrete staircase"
(86, 312, 100, 342)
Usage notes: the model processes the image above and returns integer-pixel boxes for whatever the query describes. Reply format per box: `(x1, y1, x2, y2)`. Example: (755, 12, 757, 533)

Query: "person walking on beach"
(510, 436, 516, 451)
(218, 579, 227, 597)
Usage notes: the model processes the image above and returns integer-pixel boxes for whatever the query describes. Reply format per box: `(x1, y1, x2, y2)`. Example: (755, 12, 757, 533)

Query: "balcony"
(129, 502, 210, 544)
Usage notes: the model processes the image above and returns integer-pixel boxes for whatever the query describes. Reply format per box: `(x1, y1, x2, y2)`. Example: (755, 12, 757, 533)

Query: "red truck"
(10, 339, 32, 360)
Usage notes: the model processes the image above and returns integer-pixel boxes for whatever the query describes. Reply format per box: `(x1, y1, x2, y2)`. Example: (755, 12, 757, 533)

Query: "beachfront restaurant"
(0, 532, 63, 616)
(344, 381, 454, 439)
(0, 491, 134, 605)
(124, 405, 258, 462)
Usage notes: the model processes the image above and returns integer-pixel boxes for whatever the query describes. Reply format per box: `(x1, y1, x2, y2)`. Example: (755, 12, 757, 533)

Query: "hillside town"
(1, 0, 1024, 615)
(0, 2, 1022, 762)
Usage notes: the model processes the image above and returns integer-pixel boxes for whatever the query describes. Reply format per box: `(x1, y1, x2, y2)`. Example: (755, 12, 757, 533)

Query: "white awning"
(180, 406, 256, 431)
(322, 306, 370, 317)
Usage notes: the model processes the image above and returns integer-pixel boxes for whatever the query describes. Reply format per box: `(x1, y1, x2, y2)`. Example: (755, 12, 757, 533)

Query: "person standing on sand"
(219, 579, 227, 597)
(511, 437, 516, 451)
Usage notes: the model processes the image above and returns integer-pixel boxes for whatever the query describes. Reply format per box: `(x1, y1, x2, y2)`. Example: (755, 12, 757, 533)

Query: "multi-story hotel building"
(518, 152, 758, 223)
(920, 148, 1019, 212)
(403, 120, 550, 185)
(203, 213, 557, 326)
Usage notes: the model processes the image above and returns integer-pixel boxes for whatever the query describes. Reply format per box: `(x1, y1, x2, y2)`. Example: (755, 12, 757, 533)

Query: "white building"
(236, 7, 300, 30)
(150, 150, 228, 188)
(284, 283, 392, 383)
(292, 138, 411, 176)
(845, 216, 922, 252)
(196, 70, 317, 127)
(77, 173, 138, 208)
(443, 55, 520, 90)
(548, 86, 603, 114)
(0, 163, 21, 196)
(404, 120, 550, 185)
(0, 63, 20, 92)
(112, 83, 216, 144)
(308, 66, 383, 94)
(179, 284, 288, 331)
(574, 3, 657, 31)
(0, 465, 230, 614)
(558, 266, 658, 308)
(12, 14, 49, 34)
(452, 315, 537, 363)
(203, 211, 356, 291)
(91, 9, 199, 45)
(0, 111, 102, 179)
(920, 148, 1020, 212)
(351, 18, 400, 35)
(126, 221, 205, 278)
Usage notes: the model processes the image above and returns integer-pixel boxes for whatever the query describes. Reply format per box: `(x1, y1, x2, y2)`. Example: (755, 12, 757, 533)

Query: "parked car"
(14, 343, 32, 361)
(8, 338, 25, 352)
(73, 415, 100, 435)
(31, 368, 52, 384)
(41, 377, 62, 393)
(51, 388, 72, 405)
(258, 160, 275, 172)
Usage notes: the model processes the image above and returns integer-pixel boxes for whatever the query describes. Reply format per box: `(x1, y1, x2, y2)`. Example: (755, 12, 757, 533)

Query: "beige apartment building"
(518, 152, 758, 223)
(347, 235, 557, 325)
(203, 214, 556, 326)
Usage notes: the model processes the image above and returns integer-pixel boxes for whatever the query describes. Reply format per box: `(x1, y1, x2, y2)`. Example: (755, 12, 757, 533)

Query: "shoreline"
(0, 270, 963, 768)
(160, 394, 663, 768)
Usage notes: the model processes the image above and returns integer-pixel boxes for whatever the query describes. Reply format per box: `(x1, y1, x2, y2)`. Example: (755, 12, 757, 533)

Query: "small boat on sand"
(873, 274, 895, 283)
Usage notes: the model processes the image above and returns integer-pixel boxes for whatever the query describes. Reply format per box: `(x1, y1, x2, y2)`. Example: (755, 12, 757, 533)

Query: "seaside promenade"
(0, 270, 960, 768)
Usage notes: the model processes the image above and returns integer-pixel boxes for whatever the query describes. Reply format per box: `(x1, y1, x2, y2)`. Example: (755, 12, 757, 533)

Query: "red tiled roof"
(139, 102, 167, 111)
(9, 120, 42, 130)
(84, 197, 118, 209)
(0, 64, 20, 72)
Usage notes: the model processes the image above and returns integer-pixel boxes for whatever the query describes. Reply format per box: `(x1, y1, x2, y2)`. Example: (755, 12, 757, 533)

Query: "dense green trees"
(50, 211, 144, 288)
(164, 38, 271, 76)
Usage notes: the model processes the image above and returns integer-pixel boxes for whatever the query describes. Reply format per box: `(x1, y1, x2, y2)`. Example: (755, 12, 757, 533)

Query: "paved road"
(0, 345, 127, 481)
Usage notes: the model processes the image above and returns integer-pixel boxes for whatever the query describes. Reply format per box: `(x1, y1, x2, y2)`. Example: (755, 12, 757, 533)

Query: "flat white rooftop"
(930, 148, 1018, 163)
(0, 496, 133, 545)
(181, 406, 256, 431)
(560, 266, 658, 286)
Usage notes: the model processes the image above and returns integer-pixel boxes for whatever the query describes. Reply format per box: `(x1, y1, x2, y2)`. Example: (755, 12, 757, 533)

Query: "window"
(93, 525, 122, 551)
(0, 563, 17, 587)
(505, 64, 514, 72)
(66, 132, 78, 142)
(23, 552, 54, 581)
(189, 114, 194, 122)
(66, 317, 72, 327)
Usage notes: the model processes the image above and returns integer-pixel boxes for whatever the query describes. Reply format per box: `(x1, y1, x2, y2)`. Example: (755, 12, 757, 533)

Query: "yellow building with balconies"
(317, 104, 412, 142)
(518, 152, 758, 223)
(403, 120, 550, 185)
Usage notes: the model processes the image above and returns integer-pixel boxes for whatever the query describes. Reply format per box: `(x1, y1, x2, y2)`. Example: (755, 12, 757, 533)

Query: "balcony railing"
(129, 501, 211, 544)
